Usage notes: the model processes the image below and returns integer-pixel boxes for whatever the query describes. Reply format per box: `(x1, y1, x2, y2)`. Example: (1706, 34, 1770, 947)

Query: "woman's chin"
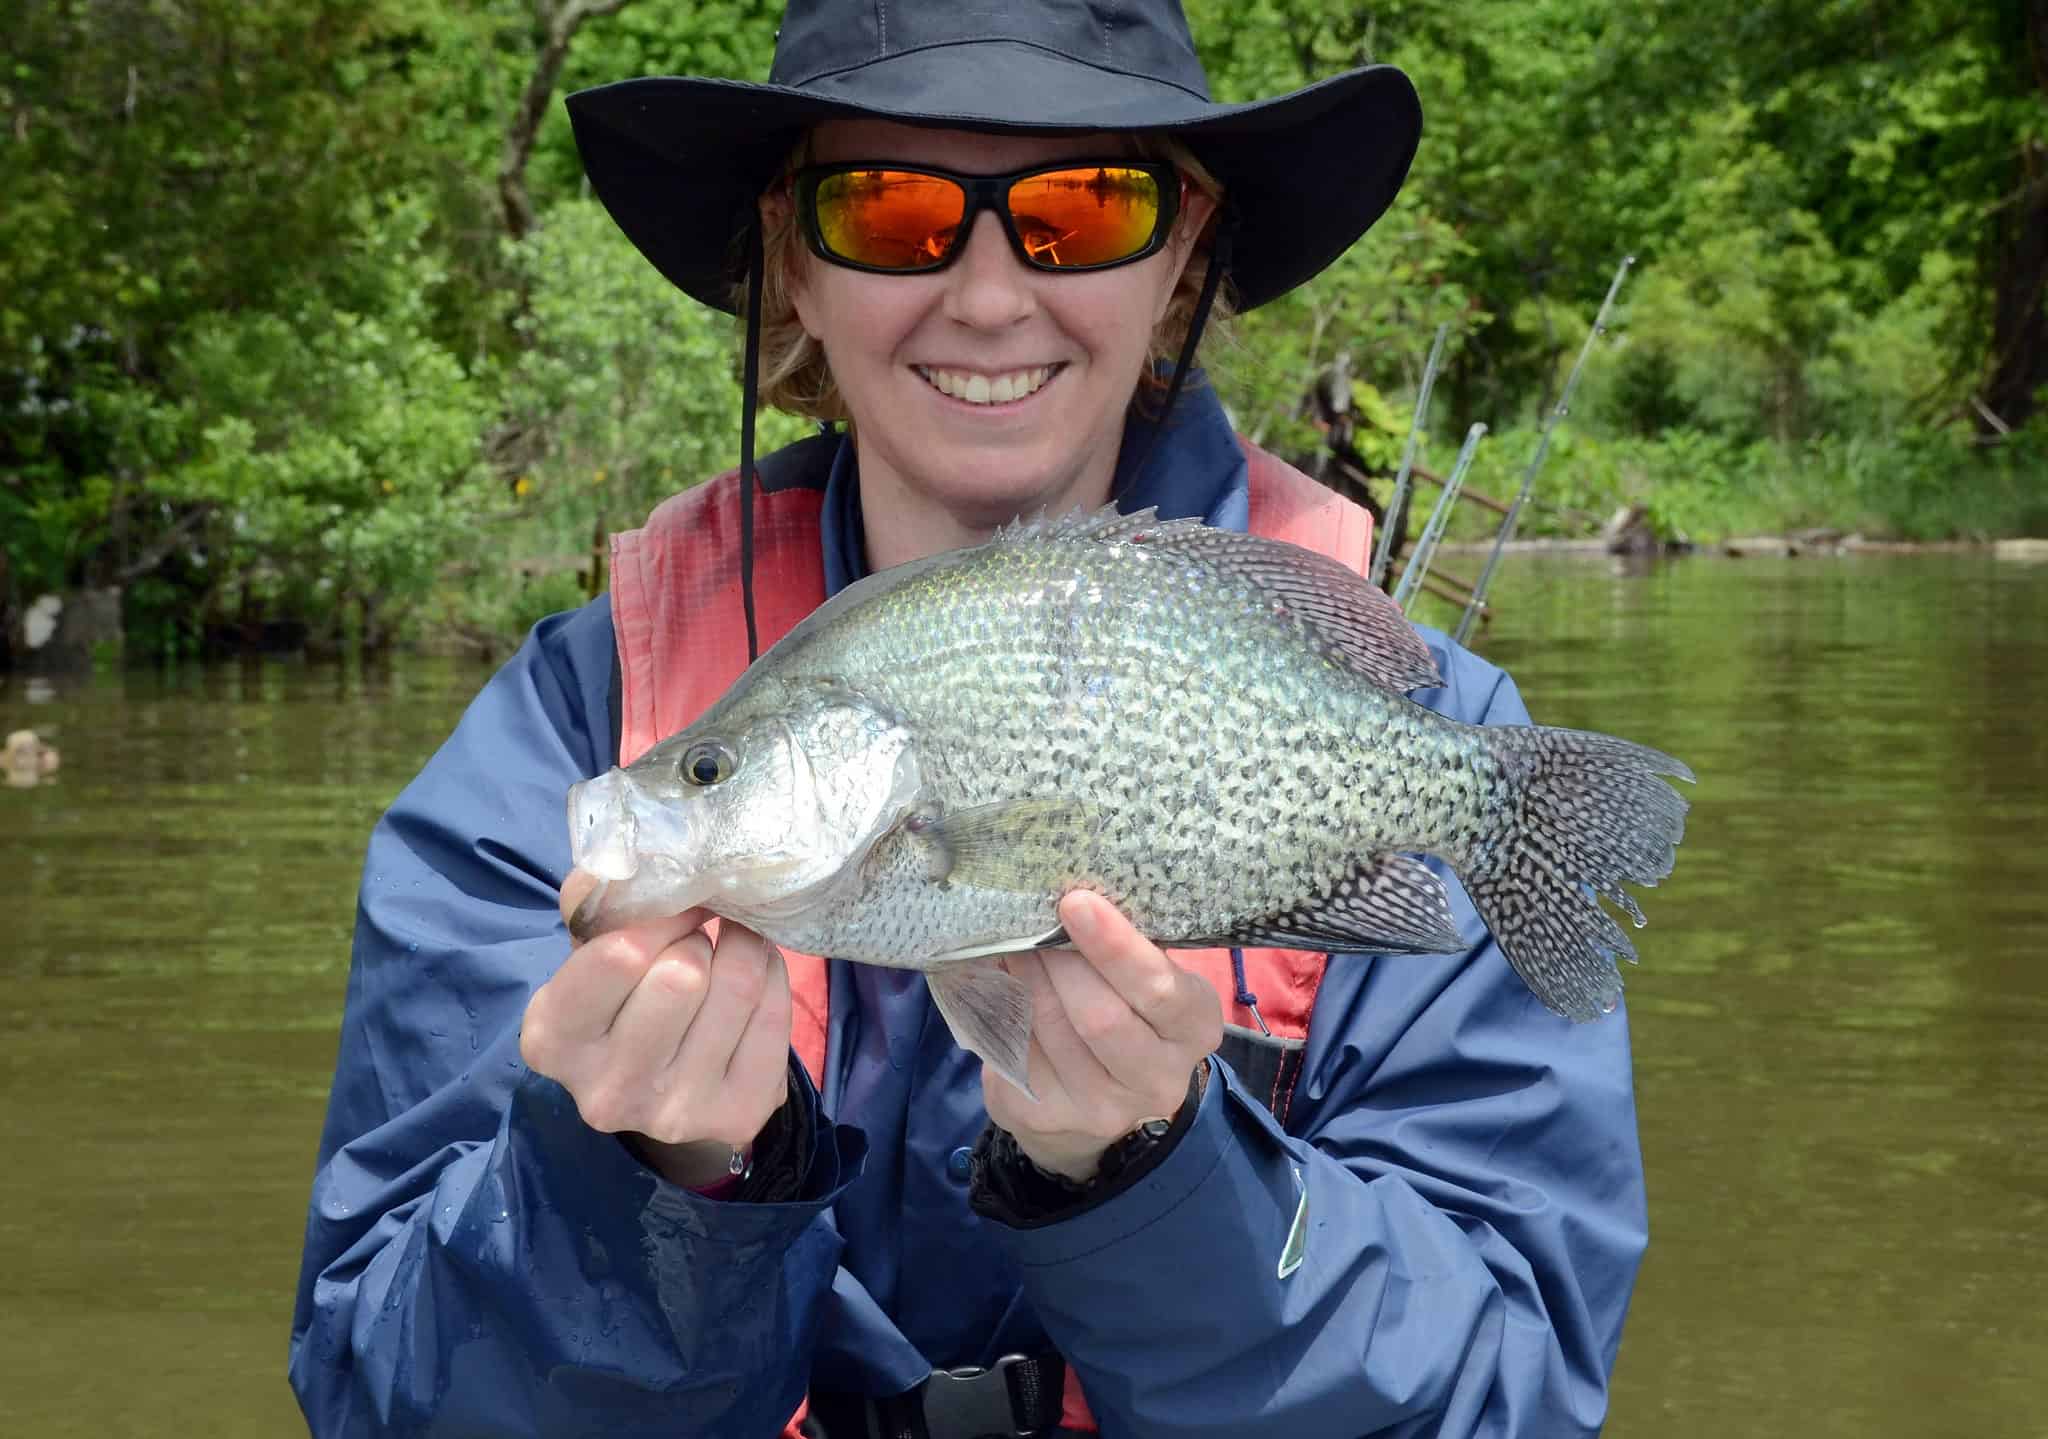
(910, 434, 1116, 521)
(925, 471, 1107, 530)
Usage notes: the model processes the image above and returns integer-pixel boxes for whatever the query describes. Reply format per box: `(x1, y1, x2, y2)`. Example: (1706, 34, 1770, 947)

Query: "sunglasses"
(792, 159, 1183, 275)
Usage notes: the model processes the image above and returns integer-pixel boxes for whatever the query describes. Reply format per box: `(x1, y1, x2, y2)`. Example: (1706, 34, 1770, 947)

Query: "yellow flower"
(514, 476, 532, 497)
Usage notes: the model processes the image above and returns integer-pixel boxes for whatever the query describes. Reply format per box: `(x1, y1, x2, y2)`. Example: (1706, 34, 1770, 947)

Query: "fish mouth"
(567, 769, 644, 881)
(561, 761, 818, 943)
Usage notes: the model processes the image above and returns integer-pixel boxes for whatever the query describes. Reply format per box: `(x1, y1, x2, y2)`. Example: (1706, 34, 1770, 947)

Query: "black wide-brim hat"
(567, 0, 1422, 314)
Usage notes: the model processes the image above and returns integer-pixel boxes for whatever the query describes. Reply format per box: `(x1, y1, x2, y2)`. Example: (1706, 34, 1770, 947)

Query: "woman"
(290, 3, 1648, 1436)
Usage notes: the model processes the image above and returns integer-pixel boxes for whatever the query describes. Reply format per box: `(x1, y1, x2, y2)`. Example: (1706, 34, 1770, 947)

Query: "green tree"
(142, 194, 491, 653)
(495, 196, 805, 590)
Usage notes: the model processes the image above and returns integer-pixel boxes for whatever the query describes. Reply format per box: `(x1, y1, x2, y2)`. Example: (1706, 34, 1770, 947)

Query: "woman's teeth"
(918, 365, 1057, 405)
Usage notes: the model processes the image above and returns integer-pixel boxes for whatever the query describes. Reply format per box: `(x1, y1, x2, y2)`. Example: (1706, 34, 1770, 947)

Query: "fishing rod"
(1392, 422, 1488, 613)
(1452, 255, 1635, 645)
(1368, 322, 1452, 589)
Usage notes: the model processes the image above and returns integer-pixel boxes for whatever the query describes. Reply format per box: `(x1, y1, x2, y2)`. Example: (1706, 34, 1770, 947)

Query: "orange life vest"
(608, 435, 1374, 1436)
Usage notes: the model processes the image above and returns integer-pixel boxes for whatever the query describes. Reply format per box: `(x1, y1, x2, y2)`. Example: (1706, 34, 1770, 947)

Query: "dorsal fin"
(993, 504, 1443, 695)
(1130, 524, 1444, 695)
(993, 503, 1203, 546)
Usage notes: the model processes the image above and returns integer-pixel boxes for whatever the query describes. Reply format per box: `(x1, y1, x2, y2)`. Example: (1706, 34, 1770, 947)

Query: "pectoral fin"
(925, 960, 1037, 1100)
(918, 797, 1105, 894)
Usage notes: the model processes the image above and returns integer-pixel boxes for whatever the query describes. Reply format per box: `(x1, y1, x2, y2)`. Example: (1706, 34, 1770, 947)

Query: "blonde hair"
(739, 134, 1233, 423)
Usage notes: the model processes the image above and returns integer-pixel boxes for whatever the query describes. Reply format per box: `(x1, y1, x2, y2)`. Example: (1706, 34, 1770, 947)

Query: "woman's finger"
(593, 929, 715, 1087)
(720, 942, 796, 1133)
(1057, 891, 1208, 1042)
(669, 922, 776, 1091)
(983, 1022, 1069, 1123)
(1036, 946, 1173, 1100)
(1011, 952, 1128, 1126)
(559, 868, 603, 929)
(527, 909, 708, 1050)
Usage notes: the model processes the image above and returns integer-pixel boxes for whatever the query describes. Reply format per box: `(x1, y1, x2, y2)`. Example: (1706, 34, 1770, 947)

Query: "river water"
(4, 552, 2045, 1436)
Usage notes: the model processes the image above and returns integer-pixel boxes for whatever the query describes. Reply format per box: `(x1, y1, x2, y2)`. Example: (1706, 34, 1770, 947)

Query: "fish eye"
(679, 741, 736, 787)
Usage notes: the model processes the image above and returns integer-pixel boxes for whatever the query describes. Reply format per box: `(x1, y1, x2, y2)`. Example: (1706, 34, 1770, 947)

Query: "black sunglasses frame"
(791, 159, 1184, 276)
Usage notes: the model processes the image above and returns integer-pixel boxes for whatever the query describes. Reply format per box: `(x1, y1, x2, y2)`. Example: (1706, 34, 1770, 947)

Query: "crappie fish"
(567, 506, 1692, 1092)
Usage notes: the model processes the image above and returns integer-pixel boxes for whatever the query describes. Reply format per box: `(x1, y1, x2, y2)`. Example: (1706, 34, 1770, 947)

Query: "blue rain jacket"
(290, 388, 1648, 1438)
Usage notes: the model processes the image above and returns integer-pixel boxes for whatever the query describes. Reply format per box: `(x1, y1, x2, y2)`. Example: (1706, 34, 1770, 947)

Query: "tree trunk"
(498, 0, 640, 242)
(1983, 0, 2048, 432)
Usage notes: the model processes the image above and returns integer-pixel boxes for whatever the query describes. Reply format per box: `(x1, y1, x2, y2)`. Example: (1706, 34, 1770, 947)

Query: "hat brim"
(567, 43, 1421, 313)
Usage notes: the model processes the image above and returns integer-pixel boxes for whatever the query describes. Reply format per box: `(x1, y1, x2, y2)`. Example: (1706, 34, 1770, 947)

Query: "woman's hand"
(982, 890, 1223, 1182)
(520, 870, 793, 1188)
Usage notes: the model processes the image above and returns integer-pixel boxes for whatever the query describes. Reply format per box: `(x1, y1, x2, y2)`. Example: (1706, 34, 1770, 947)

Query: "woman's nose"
(941, 209, 1036, 329)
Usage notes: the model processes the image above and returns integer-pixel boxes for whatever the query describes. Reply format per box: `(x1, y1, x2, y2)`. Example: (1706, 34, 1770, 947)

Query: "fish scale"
(830, 547, 1390, 936)
(568, 506, 1694, 1089)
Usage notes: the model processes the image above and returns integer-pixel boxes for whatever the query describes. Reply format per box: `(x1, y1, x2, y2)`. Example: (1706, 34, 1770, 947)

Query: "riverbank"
(1432, 534, 2048, 559)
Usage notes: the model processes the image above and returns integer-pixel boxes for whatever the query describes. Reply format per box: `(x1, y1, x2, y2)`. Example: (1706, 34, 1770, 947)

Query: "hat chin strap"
(739, 215, 765, 664)
(736, 215, 1235, 658)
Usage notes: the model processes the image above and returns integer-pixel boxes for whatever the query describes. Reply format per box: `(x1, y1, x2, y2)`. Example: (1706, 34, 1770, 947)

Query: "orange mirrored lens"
(812, 165, 1166, 270)
(814, 170, 968, 270)
(1006, 166, 1162, 267)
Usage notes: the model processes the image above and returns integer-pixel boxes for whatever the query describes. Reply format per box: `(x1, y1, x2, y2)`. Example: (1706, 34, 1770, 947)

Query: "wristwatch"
(971, 1063, 1207, 1224)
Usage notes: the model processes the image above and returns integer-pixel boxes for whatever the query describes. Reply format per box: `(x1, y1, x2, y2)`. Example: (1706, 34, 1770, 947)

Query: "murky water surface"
(5, 553, 2045, 1435)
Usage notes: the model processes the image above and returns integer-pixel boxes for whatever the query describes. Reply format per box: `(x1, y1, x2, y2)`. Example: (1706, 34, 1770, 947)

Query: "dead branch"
(498, 0, 639, 241)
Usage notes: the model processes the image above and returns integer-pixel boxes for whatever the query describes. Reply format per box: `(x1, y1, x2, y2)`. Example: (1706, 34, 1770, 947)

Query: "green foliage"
(149, 194, 491, 648)
(1219, 191, 1483, 459)
(1, 0, 468, 362)
(1598, 101, 1853, 442)
(5, 0, 2044, 663)
(529, 1, 786, 211)
(1447, 419, 2042, 544)
(497, 198, 806, 561)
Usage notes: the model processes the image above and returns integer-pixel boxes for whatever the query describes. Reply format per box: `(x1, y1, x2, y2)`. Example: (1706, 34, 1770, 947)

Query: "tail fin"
(1464, 726, 1694, 1020)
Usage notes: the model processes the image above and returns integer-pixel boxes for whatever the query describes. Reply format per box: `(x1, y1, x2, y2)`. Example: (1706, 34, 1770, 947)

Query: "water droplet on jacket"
(1600, 992, 1620, 1015)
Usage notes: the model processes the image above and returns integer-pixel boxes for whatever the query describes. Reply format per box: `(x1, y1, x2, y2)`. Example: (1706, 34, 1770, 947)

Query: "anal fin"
(1218, 854, 1464, 956)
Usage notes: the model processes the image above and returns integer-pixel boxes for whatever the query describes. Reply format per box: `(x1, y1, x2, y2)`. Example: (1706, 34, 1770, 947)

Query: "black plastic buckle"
(920, 1353, 1035, 1439)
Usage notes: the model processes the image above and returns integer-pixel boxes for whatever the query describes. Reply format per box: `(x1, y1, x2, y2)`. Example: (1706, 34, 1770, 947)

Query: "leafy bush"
(146, 194, 491, 650)
(493, 198, 807, 569)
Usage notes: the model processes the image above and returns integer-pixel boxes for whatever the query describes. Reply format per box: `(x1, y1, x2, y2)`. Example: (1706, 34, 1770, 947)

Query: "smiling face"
(773, 119, 1214, 570)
